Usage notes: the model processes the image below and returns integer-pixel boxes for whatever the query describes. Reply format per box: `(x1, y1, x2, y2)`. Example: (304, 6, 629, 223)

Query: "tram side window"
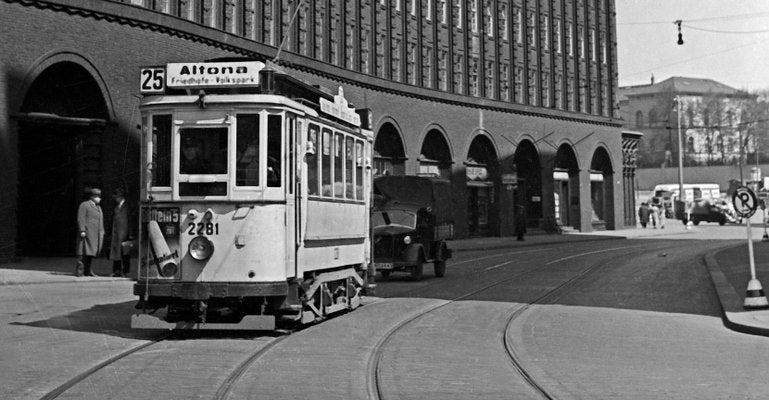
(152, 114, 172, 187)
(179, 127, 227, 175)
(345, 137, 354, 199)
(322, 128, 332, 196)
(334, 132, 344, 198)
(307, 124, 320, 195)
(236, 114, 260, 186)
(267, 114, 282, 187)
(355, 140, 364, 200)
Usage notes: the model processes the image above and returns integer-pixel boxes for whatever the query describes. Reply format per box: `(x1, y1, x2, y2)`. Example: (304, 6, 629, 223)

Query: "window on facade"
(567, 75, 575, 111)
(579, 80, 587, 113)
(454, 53, 464, 93)
(526, 10, 536, 47)
(514, 6, 522, 44)
(542, 72, 550, 107)
(322, 128, 332, 195)
(554, 18, 561, 53)
(527, 68, 537, 106)
(426, 0, 432, 20)
(470, 57, 479, 96)
(236, 114, 260, 187)
(151, 114, 172, 187)
(485, 1, 494, 37)
(566, 22, 573, 56)
(263, 0, 273, 46)
(439, 0, 447, 24)
(330, 16, 340, 65)
(315, 5, 325, 61)
(376, 33, 385, 77)
(499, 4, 508, 40)
(361, 29, 371, 74)
(423, 46, 433, 88)
(485, 60, 495, 99)
(500, 63, 510, 101)
(602, 84, 610, 117)
(395, 0, 401, 12)
(346, 23, 355, 70)
(578, 25, 585, 59)
(408, 0, 415, 15)
(334, 132, 344, 198)
(540, 14, 549, 50)
(554, 74, 563, 109)
(454, 0, 463, 29)
(470, 0, 478, 33)
(392, 38, 402, 81)
(590, 29, 596, 62)
(407, 41, 416, 85)
(438, 49, 448, 91)
(307, 124, 320, 195)
(600, 32, 607, 64)
(298, 7, 308, 55)
(514, 66, 523, 103)
(635, 111, 644, 128)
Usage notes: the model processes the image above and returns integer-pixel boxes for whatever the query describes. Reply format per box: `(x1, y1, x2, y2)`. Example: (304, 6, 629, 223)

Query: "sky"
(615, 1, 769, 92)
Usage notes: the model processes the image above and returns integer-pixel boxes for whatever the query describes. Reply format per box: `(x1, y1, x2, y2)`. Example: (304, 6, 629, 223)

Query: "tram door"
(17, 120, 102, 256)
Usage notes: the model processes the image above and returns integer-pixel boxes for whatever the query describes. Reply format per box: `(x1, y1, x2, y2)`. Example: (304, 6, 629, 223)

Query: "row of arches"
(373, 121, 616, 235)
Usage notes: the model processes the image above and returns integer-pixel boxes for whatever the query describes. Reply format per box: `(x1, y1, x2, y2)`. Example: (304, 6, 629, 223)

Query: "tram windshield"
(371, 210, 417, 229)
(179, 128, 227, 175)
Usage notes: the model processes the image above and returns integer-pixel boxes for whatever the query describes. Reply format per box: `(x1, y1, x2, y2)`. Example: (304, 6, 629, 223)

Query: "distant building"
(618, 76, 756, 169)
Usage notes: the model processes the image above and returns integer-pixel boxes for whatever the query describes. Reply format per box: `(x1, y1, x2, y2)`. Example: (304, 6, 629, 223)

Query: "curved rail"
(369, 242, 678, 400)
(40, 332, 173, 400)
(212, 334, 291, 400)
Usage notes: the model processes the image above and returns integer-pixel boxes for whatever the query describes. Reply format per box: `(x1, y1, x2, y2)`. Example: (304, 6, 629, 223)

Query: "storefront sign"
(501, 173, 518, 184)
(467, 166, 488, 181)
(320, 87, 361, 127)
(165, 61, 263, 89)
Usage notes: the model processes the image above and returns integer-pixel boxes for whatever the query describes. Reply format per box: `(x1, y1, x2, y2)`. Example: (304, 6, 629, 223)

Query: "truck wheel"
(719, 219, 726, 226)
(693, 219, 700, 226)
(410, 260, 423, 281)
(434, 260, 446, 277)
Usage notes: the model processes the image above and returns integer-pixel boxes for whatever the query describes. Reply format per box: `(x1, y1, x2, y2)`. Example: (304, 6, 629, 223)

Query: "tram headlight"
(403, 236, 412, 245)
(189, 236, 214, 261)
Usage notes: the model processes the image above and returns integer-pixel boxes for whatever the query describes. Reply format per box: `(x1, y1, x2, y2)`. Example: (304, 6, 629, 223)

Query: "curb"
(0, 276, 135, 286)
(703, 246, 769, 337)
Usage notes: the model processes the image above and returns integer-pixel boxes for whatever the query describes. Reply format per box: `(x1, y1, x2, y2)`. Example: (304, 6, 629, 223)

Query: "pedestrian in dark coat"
(638, 202, 650, 228)
(109, 188, 131, 277)
(515, 204, 527, 241)
(76, 188, 104, 277)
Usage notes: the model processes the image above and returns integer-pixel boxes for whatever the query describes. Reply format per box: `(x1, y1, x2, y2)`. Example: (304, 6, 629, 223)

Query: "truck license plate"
(375, 262, 393, 270)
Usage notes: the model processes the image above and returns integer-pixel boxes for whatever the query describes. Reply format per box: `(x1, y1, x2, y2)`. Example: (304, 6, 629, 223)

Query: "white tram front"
(132, 61, 373, 330)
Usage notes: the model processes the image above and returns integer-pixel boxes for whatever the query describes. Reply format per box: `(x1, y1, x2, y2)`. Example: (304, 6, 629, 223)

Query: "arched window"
(635, 110, 644, 128)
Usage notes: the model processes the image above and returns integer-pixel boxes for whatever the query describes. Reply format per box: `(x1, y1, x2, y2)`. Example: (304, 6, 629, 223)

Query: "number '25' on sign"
(140, 67, 166, 94)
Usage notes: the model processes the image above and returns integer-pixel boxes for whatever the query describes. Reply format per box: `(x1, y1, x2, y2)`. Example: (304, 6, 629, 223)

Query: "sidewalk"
(4, 224, 769, 338)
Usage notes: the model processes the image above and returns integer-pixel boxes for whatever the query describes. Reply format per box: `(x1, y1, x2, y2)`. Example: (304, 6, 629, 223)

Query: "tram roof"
(139, 94, 319, 117)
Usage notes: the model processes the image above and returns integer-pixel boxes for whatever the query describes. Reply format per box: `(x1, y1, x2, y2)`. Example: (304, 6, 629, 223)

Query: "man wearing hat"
(75, 188, 105, 277)
(181, 136, 211, 174)
(109, 188, 131, 277)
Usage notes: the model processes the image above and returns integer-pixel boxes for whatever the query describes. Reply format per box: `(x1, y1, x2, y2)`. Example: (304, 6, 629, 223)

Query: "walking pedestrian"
(75, 188, 104, 277)
(650, 201, 659, 229)
(515, 204, 527, 241)
(654, 199, 666, 229)
(109, 188, 131, 277)
(638, 202, 650, 228)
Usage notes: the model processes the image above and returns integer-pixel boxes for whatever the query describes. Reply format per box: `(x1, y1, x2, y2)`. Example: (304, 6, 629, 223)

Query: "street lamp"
(674, 95, 690, 227)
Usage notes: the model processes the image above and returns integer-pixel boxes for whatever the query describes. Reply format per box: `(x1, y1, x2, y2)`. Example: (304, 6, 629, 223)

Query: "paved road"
(5, 235, 769, 399)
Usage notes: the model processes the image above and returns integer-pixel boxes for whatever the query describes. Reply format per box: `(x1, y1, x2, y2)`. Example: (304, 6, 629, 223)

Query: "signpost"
(732, 186, 769, 309)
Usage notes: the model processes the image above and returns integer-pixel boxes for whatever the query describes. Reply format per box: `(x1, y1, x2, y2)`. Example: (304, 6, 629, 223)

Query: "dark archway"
(590, 146, 615, 230)
(17, 62, 109, 256)
(513, 140, 542, 225)
(419, 129, 452, 179)
(553, 143, 581, 229)
(373, 122, 406, 176)
(466, 135, 498, 237)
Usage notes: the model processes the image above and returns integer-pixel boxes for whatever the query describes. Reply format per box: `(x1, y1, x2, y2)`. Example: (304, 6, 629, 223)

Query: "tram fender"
(404, 244, 425, 265)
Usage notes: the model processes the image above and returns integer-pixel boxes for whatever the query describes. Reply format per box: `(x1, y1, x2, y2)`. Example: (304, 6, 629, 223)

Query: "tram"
(131, 60, 373, 330)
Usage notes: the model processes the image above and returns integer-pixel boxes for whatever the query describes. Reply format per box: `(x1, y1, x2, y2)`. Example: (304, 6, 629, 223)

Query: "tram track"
(212, 333, 291, 400)
(368, 241, 682, 400)
(39, 332, 174, 400)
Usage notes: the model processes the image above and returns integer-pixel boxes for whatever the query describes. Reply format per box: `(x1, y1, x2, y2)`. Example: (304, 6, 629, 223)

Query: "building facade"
(619, 76, 757, 169)
(0, 0, 624, 262)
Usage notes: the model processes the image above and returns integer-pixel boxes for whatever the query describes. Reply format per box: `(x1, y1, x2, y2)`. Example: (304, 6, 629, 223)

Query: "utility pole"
(675, 95, 687, 223)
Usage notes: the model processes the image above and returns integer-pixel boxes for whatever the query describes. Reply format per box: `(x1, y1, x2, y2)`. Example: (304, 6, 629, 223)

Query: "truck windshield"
(372, 210, 417, 229)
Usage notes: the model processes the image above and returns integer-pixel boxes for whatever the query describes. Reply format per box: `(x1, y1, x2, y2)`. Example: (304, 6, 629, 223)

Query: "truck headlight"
(189, 236, 214, 260)
(403, 236, 412, 245)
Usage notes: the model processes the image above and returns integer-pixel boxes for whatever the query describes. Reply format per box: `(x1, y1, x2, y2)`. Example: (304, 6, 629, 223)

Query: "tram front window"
(178, 127, 228, 196)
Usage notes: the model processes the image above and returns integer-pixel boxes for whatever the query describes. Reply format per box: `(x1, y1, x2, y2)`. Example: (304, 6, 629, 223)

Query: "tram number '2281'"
(187, 222, 220, 235)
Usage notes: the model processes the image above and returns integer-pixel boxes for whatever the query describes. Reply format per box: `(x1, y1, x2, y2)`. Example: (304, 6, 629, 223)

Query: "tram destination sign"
(140, 61, 265, 93)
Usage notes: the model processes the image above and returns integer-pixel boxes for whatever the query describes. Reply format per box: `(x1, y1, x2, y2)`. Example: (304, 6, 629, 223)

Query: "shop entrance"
(16, 61, 108, 256)
(467, 183, 492, 236)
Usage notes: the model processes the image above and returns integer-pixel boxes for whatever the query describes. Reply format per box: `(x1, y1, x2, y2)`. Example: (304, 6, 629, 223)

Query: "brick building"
(0, 0, 627, 262)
